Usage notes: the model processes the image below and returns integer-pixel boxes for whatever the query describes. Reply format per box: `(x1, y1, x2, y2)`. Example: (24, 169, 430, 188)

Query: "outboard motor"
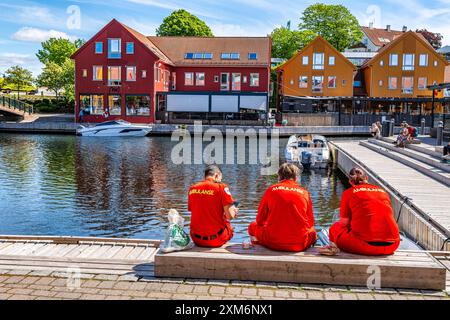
(301, 150, 312, 169)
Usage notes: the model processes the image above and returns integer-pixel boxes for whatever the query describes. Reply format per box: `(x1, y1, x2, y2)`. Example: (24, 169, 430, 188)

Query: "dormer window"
(203, 53, 213, 59)
(230, 53, 240, 60)
(248, 53, 257, 60)
(221, 53, 240, 60)
(221, 53, 231, 60)
(194, 52, 203, 59)
(108, 39, 121, 59)
(185, 52, 194, 59)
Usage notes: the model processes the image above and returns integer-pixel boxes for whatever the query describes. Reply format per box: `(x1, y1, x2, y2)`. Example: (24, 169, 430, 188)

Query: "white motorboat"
(76, 120, 152, 137)
(284, 135, 331, 169)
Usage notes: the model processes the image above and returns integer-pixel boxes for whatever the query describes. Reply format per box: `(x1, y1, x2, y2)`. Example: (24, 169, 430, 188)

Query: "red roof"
(361, 26, 405, 47)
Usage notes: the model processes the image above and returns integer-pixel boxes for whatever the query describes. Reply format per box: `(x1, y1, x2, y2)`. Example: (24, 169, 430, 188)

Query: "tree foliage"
(36, 38, 84, 65)
(36, 61, 70, 98)
(4, 65, 34, 99)
(298, 3, 363, 52)
(271, 27, 317, 60)
(156, 9, 213, 37)
(416, 29, 443, 50)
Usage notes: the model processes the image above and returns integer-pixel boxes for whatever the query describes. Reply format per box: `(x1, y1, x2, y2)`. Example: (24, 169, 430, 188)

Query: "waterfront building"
(360, 24, 407, 52)
(71, 19, 271, 124)
(275, 36, 356, 113)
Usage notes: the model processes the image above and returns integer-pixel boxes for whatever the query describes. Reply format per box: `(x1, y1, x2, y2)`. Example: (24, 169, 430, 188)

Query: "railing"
(0, 95, 34, 115)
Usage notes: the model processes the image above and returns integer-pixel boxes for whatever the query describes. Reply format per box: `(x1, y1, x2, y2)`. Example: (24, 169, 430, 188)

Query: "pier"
(330, 137, 450, 252)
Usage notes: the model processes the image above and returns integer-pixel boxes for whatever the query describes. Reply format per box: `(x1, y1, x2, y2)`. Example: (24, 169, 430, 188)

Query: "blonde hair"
(278, 163, 301, 181)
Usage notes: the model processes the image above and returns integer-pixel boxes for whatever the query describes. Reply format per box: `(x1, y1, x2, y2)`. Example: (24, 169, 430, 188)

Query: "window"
(185, 53, 194, 59)
(418, 77, 427, 90)
(194, 52, 203, 59)
(171, 72, 177, 90)
(203, 53, 213, 59)
(79, 94, 104, 115)
(380, 60, 384, 67)
(108, 39, 121, 59)
(354, 81, 361, 88)
(312, 53, 324, 70)
(402, 76, 414, 94)
(419, 54, 428, 67)
(302, 56, 309, 65)
(232, 73, 241, 91)
(389, 54, 398, 66)
(196, 72, 205, 86)
(154, 66, 161, 82)
(403, 54, 415, 71)
(299, 76, 308, 88)
(108, 95, 121, 115)
(248, 53, 258, 60)
(230, 53, 240, 60)
(95, 42, 103, 54)
(82, 69, 87, 78)
(328, 76, 336, 88)
(379, 80, 383, 87)
(126, 66, 136, 81)
(328, 56, 335, 66)
(220, 73, 229, 91)
(142, 70, 147, 78)
(184, 72, 194, 86)
(312, 76, 324, 93)
(214, 75, 219, 83)
(126, 42, 134, 54)
(388, 77, 398, 90)
(93, 66, 103, 81)
(221, 53, 231, 60)
(107, 66, 121, 86)
(125, 95, 150, 116)
(242, 76, 247, 84)
(434, 60, 438, 67)
(250, 73, 259, 87)
(342, 80, 347, 87)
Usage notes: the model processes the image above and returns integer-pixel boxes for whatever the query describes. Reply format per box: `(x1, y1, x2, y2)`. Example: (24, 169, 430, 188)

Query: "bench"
(155, 244, 447, 290)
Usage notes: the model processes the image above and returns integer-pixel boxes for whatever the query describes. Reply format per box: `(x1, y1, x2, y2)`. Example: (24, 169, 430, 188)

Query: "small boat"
(284, 135, 330, 169)
(77, 120, 152, 137)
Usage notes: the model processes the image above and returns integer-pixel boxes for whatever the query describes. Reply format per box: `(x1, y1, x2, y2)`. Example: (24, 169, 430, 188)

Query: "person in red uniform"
(320, 167, 400, 256)
(248, 163, 317, 252)
(188, 165, 239, 248)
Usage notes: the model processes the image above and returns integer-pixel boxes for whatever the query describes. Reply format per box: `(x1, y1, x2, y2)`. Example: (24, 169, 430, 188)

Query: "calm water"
(0, 134, 349, 242)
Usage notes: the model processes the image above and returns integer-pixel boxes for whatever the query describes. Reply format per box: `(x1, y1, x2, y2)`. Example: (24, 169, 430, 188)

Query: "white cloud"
(210, 23, 270, 37)
(11, 27, 78, 43)
(0, 53, 42, 76)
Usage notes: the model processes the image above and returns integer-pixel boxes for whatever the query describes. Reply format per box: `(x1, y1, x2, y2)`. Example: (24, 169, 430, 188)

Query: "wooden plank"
(155, 245, 446, 290)
(136, 247, 158, 261)
(31, 244, 60, 257)
(110, 245, 136, 259)
(123, 246, 147, 260)
(13, 243, 48, 256)
(75, 245, 103, 259)
(83, 245, 114, 259)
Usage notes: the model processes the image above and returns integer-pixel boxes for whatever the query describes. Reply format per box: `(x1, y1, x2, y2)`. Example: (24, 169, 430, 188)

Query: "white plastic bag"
(160, 209, 194, 253)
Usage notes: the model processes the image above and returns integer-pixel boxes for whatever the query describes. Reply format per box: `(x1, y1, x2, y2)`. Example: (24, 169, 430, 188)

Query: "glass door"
(220, 73, 229, 91)
(232, 73, 241, 91)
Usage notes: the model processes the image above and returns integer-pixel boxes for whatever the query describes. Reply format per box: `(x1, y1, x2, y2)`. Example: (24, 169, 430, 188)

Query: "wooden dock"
(331, 139, 450, 252)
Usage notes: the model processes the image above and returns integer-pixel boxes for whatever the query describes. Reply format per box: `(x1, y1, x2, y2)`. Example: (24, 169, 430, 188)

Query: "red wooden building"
(71, 19, 271, 124)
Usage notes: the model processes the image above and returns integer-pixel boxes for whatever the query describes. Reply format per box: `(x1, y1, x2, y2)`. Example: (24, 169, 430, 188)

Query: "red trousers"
(190, 223, 233, 248)
(248, 222, 317, 252)
(329, 222, 400, 256)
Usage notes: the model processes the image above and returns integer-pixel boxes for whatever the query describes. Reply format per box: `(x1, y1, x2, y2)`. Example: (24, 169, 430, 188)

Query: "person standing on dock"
(188, 165, 239, 248)
(319, 167, 400, 256)
(248, 163, 317, 252)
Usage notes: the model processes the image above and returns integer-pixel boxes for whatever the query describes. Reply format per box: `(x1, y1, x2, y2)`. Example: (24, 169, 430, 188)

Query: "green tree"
(298, 3, 363, 52)
(36, 38, 84, 65)
(36, 62, 66, 98)
(271, 27, 317, 60)
(156, 9, 213, 37)
(4, 65, 34, 99)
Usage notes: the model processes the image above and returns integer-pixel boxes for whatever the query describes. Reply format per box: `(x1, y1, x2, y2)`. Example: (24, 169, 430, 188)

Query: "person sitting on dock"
(319, 167, 400, 256)
(395, 124, 410, 148)
(188, 165, 239, 248)
(248, 163, 317, 252)
(370, 122, 381, 139)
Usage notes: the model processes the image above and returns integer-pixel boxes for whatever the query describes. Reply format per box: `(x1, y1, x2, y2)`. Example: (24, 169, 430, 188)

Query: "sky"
(0, 0, 450, 76)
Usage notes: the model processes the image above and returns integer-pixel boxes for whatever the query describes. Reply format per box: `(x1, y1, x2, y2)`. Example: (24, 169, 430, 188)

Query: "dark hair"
(349, 167, 368, 185)
(278, 163, 301, 181)
(204, 164, 222, 178)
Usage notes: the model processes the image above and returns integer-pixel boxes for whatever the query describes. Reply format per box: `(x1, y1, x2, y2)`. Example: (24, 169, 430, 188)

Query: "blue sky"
(0, 0, 449, 76)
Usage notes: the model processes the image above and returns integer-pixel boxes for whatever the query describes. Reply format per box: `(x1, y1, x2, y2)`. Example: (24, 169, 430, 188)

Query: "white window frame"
(250, 73, 260, 87)
(220, 73, 229, 91)
(328, 56, 335, 66)
(389, 54, 398, 66)
(402, 54, 415, 71)
(388, 77, 398, 90)
(195, 72, 205, 86)
(418, 77, 427, 90)
(312, 53, 325, 70)
(402, 76, 414, 94)
(231, 73, 241, 91)
(184, 72, 194, 86)
(299, 76, 308, 88)
(312, 76, 324, 93)
(419, 54, 428, 67)
(126, 66, 136, 82)
(302, 56, 309, 65)
(95, 42, 103, 54)
(126, 42, 134, 54)
(142, 70, 147, 78)
(327, 76, 337, 88)
(107, 66, 121, 86)
(92, 66, 103, 81)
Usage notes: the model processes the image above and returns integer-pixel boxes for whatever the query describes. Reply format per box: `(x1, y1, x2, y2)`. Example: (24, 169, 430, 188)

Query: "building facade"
(71, 19, 271, 124)
(275, 36, 356, 112)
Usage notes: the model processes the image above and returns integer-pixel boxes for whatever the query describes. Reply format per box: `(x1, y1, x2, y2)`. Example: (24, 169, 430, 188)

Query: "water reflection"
(0, 134, 348, 241)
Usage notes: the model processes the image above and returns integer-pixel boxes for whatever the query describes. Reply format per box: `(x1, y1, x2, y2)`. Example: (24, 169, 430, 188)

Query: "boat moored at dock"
(285, 135, 331, 169)
(76, 120, 152, 137)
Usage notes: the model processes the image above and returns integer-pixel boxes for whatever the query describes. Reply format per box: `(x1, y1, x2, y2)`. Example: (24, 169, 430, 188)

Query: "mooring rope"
(441, 238, 450, 251)
(396, 196, 411, 223)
